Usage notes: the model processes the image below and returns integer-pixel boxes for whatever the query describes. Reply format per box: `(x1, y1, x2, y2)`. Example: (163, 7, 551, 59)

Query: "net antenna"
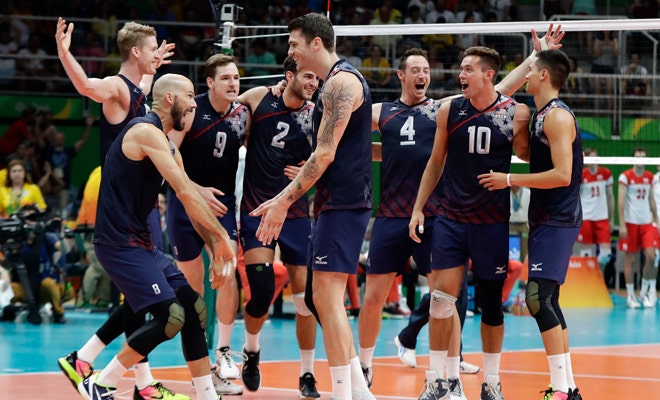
(208, 0, 242, 55)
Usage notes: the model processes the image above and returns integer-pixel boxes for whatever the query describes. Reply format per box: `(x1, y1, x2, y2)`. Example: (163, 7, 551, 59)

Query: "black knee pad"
(476, 279, 504, 326)
(128, 298, 184, 356)
(245, 263, 275, 318)
(96, 303, 126, 344)
(550, 285, 567, 330)
(525, 278, 561, 332)
(175, 285, 209, 361)
(304, 268, 321, 325)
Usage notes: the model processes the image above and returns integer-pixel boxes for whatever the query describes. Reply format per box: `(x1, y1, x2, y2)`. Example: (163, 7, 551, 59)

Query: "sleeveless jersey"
(436, 93, 516, 224)
(178, 93, 248, 206)
(241, 91, 314, 218)
(99, 74, 147, 165)
(94, 112, 167, 249)
(528, 99, 583, 228)
(312, 59, 373, 218)
(580, 166, 612, 221)
(619, 168, 654, 225)
(377, 97, 442, 217)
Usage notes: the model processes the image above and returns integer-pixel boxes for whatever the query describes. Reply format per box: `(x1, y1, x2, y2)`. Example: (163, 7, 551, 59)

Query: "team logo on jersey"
(530, 263, 543, 272)
(314, 255, 328, 265)
(271, 101, 279, 109)
(458, 110, 468, 116)
(495, 264, 507, 274)
(203, 114, 212, 120)
(494, 108, 508, 119)
(389, 106, 400, 111)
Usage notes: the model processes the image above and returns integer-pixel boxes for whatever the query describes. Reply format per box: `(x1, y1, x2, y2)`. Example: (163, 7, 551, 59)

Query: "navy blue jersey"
(377, 98, 441, 218)
(99, 74, 147, 165)
(178, 93, 248, 206)
(94, 112, 168, 249)
(312, 59, 373, 218)
(437, 94, 516, 224)
(528, 99, 583, 228)
(241, 91, 314, 218)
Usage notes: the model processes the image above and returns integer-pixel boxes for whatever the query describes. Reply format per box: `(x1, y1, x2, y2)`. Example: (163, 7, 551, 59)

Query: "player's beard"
(171, 99, 186, 131)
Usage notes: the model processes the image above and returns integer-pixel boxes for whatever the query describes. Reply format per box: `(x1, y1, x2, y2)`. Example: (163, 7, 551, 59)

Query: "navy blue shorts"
(431, 215, 509, 280)
(367, 217, 433, 276)
(95, 243, 188, 312)
(240, 212, 310, 266)
(167, 194, 238, 262)
(148, 207, 163, 252)
(528, 224, 580, 285)
(308, 209, 371, 273)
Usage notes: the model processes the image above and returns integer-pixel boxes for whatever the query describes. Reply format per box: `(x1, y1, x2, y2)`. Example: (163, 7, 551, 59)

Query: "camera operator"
(5, 204, 68, 324)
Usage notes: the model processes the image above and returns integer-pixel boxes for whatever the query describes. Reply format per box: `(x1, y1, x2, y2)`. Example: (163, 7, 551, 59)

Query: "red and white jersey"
(619, 168, 654, 225)
(580, 166, 612, 221)
(652, 172, 660, 217)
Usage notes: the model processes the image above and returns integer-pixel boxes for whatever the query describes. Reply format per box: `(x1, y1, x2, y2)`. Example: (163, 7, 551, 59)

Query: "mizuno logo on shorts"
(314, 255, 328, 265)
(530, 263, 543, 272)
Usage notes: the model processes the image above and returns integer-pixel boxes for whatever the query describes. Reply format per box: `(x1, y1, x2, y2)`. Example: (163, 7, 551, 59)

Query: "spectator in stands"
(0, 159, 46, 217)
(591, 30, 619, 112)
(620, 52, 650, 110)
(369, 4, 401, 51)
(562, 56, 588, 108)
(16, 34, 49, 91)
(373, 0, 403, 24)
(456, 0, 484, 22)
(361, 44, 393, 92)
(0, 25, 18, 88)
(245, 38, 277, 79)
(0, 106, 36, 165)
(404, 5, 426, 24)
(337, 38, 363, 69)
(455, 12, 481, 50)
(488, 0, 512, 22)
(408, 0, 437, 20)
(569, 0, 598, 52)
(74, 32, 106, 78)
(427, 0, 456, 23)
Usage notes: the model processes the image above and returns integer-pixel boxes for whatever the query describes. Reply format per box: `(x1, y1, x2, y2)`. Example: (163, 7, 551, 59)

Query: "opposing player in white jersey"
(617, 147, 659, 308)
(576, 148, 614, 268)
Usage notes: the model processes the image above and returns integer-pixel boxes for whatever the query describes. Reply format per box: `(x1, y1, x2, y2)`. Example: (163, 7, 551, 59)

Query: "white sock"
(329, 365, 351, 399)
(216, 321, 234, 349)
(564, 352, 576, 389)
(429, 350, 448, 378)
(96, 356, 128, 388)
(300, 349, 315, 376)
(134, 361, 155, 390)
(78, 334, 106, 364)
(192, 374, 217, 400)
(547, 354, 568, 393)
(244, 331, 260, 353)
(626, 283, 636, 298)
(446, 356, 460, 379)
(358, 346, 375, 368)
(482, 352, 501, 383)
(349, 356, 369, 392)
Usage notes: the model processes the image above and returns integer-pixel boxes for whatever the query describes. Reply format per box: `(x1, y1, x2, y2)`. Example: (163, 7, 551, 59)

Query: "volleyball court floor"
(1, 292, 658, 399)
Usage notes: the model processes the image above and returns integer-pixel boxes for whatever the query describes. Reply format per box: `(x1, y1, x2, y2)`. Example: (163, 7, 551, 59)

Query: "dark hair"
(399, 48, 428, 72)
(633, 147, 646, 156)
(464, 46, 501, 76)
(283, 55, 298, 74)
(536, 50, 570, 89)
(205, 53, 238, 79)
(288, 13, 335, 52)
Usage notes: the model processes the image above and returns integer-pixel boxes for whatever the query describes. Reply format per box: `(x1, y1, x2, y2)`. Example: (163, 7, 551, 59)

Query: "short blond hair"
(116, 21, 157, 62)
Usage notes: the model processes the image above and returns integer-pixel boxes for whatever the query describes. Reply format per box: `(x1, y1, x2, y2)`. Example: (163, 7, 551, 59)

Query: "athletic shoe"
(481, 381, 504, 400)
(382, 302, 410, 318)
(627, 295, 641, 309)
(362, 366, 373, 389)
(241, 348, 261, 391)
(394, 335, 417, 368)
(448, 378, 468, 400)
(58, 350, 94, 391)
(298, 372, 320, 399)
(540, 385, 568, 400)
(568, 387, 582, 400)
(642, 292, 657, 308)
(211, 365, 244, 395)
(459, 360, 480, 374)
(215, 346, 241, 379)
(78, 373, 116, 400)
(418, 370, 450, 400)
(133, 381, 190, 400)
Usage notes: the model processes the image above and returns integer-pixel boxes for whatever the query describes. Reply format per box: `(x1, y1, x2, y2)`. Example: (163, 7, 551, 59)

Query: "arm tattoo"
(318, 79, 353, 149)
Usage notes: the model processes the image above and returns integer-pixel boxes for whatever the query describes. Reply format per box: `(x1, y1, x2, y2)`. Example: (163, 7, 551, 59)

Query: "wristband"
(540, 37, 549, 51)
(506, 173, 511, 187)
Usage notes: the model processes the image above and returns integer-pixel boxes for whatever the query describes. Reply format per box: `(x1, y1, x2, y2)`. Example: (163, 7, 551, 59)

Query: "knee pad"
(525, 278, 561, 332)
(175, 285, 209, 361)
(477, 279, 504, 326)
(245, 263, 275, 318)
(128, 299, 184, 356)
(293, 292, 313, 317)
(429, 290, 456, 320)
